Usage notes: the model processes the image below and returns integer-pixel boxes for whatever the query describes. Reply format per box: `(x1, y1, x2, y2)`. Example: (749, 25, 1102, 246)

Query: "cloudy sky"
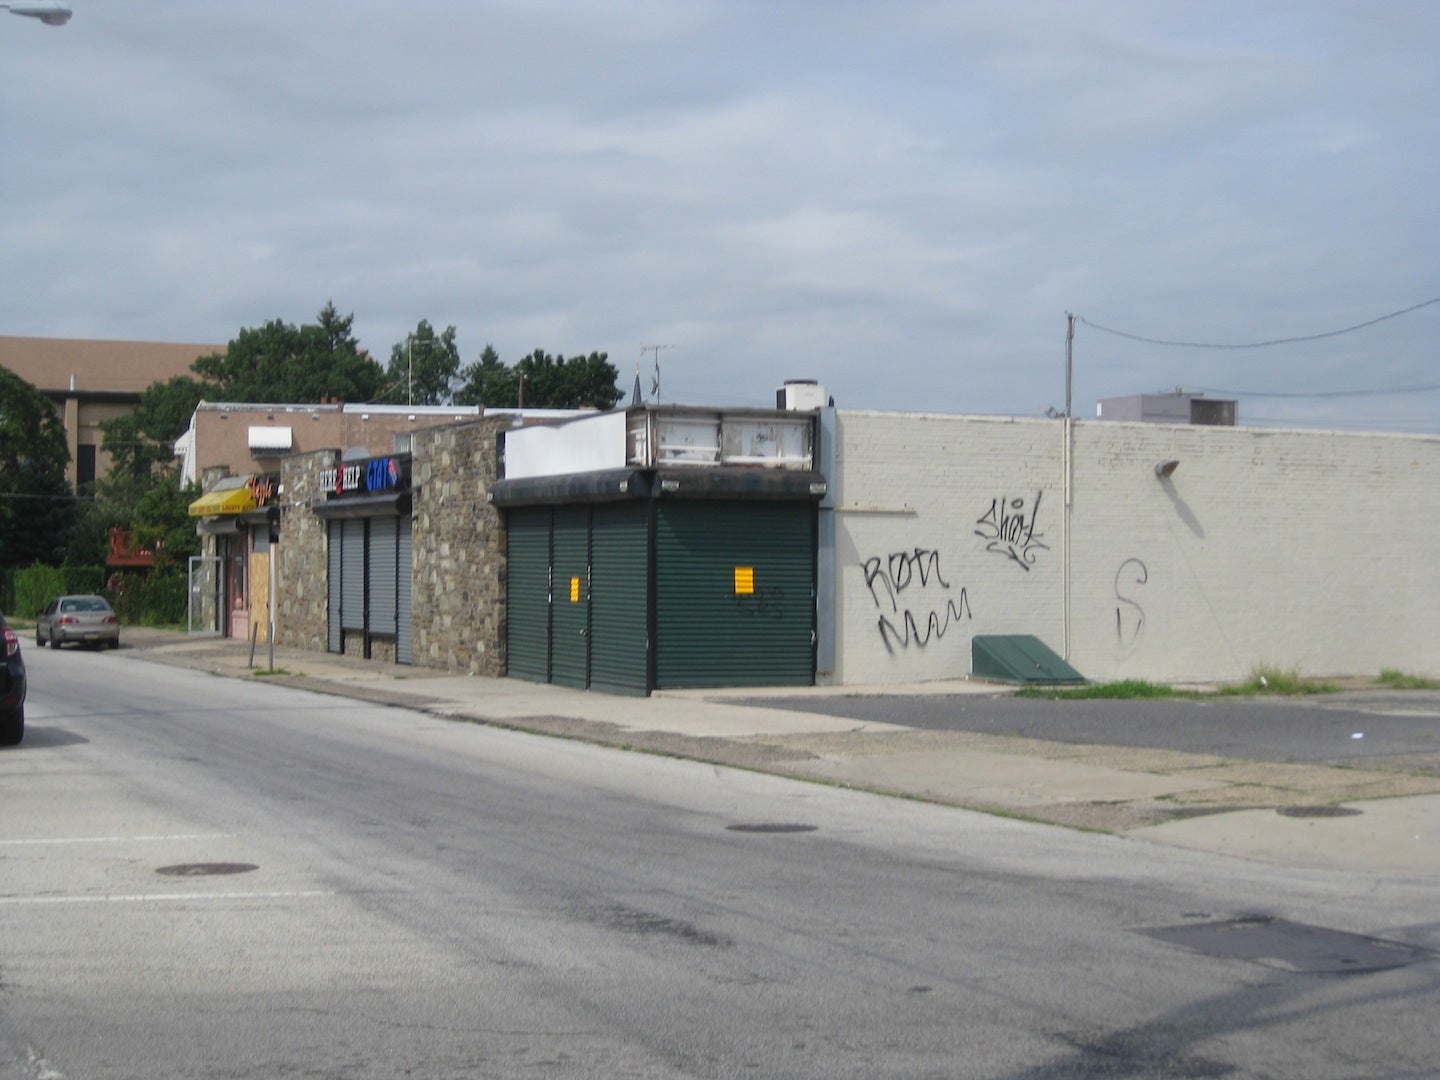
(2, 1, 1436, 431)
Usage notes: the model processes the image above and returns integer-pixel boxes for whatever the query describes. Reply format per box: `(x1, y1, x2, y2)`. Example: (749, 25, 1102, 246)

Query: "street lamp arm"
(1, 2, 72, 25)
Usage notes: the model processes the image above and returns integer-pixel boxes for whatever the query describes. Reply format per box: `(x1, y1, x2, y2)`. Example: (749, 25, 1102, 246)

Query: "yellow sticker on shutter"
(734, 567, 755, 595)
(570, 576, 581, 602)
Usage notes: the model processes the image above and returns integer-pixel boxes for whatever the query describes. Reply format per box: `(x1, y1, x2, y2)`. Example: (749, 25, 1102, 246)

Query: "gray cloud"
(2, 0, 1435, 430)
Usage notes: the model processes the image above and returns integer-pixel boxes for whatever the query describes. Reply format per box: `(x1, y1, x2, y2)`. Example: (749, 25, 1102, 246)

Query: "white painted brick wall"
(828, 411, 1440, 685)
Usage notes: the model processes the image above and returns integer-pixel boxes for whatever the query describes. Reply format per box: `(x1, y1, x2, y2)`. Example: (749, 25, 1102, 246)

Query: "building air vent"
(776, 380, 828, 411)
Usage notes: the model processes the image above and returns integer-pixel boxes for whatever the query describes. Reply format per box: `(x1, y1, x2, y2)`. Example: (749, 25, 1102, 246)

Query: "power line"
(1076, 296, 1440, 349)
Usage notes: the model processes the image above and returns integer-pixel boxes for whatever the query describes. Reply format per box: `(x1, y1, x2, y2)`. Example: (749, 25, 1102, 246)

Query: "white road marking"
(0, 833, 232, 846)
(0, 891, 333, 906)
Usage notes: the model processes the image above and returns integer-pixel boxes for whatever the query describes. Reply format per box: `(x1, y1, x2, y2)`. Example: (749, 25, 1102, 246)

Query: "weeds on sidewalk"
(1377, 668, 1440, 690)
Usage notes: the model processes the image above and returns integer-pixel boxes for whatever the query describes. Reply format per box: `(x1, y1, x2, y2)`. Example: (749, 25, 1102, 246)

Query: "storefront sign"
(319, 456, 404, 497)
(246, 473, 278, 504)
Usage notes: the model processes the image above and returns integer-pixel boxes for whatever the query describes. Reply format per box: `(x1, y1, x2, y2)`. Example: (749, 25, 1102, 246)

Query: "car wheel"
(36, 630, 44, 647)
(49, 635, 62, 649)
(108, 638, 120, 650)
(0, 707, 22, 747)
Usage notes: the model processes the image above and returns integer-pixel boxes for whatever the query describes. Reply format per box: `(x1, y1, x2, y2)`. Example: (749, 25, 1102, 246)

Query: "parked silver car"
(36, 594, 121, 650)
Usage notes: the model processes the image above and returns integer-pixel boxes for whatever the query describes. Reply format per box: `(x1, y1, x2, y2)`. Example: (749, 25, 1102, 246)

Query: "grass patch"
(250, 668, 293, 678)
(1018, 679, 1178, 700)
(1377, 669, 1440, 690)
(1219, 665, 1339, 696)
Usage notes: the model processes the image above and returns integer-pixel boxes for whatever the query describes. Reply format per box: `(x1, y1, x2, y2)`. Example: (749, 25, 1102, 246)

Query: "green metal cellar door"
(654, 500, 815, 689)
(506, 507, 552, 683)
(588, 501, 650, 695)
(550, 504, 591, 689)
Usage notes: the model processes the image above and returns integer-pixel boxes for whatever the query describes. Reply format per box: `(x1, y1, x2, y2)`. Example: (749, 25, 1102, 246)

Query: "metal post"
(268, 533, 277, 670)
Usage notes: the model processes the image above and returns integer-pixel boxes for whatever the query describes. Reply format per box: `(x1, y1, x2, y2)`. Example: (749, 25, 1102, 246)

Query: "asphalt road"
(3, 647, 1439, 1078)
(739, 690, 1440, 765)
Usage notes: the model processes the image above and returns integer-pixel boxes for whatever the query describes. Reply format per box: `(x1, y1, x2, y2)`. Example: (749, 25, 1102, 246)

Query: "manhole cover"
(1141, 916, 1435, 975)
(155, 863, 258, 877)
(1276, 805, 1363, 818)
(725, 823, 818, 834)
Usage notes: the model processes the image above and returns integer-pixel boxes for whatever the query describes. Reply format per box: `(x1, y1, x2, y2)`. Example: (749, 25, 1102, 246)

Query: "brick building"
(0, 335, 222, 491)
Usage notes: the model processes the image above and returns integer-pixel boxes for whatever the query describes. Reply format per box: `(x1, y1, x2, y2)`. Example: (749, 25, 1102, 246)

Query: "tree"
(386, 320, 460, 406)
(192, 302, 384, 404)
(453, 345, 513, 407)
(0, 365, 75, 568)
(100, 374, 213, 490)
(455, 348, 622, 409)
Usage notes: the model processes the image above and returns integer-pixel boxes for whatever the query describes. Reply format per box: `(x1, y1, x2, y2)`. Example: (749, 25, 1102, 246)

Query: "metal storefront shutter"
(327, 520, 342, 652)
(368, 516, 398, 637)
(654, 500, 815, 689)
(549, 504, 590, 689)
(588, 501, 650, 695)
(505, 507, 552, 683)
(340, 519, 366, 632)
(396, 516, 413, 665)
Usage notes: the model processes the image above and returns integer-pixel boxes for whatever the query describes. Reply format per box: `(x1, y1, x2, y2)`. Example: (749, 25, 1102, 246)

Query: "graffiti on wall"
(974, 491, 1048, 571)
(1114, 558, 1148, 653)
(736, 585, 785, 620)
(862, 547, 972, 653)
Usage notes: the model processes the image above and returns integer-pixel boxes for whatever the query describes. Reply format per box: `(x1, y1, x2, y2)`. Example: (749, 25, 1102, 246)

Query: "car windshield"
(62, 598, 110, 613)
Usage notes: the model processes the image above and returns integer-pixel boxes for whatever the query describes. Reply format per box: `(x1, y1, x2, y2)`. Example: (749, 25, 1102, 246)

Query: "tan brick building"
(0, 335, 222, 491)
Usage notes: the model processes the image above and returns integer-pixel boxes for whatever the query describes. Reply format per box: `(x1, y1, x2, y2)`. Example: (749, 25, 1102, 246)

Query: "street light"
(1, 2, 72, 25)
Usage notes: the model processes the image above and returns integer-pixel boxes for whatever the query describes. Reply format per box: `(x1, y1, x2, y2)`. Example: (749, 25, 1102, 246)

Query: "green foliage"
(1377, 669, 1440, 690)
(130, 480, 202, 571)
(109, 570, 187, 627)
(1220, 665, 1339, 696)
(62, 498, 120, 567)
(0, 365, 76, 569)
(192, 302, 384, 404)
(9, 564, 105, 617)
(455, 347, 622, 409)
(453, 345, 512, 406)
(386, 320, 461, 405)
(100, 374, 212, 497)
(1017, 679, 1177, 700)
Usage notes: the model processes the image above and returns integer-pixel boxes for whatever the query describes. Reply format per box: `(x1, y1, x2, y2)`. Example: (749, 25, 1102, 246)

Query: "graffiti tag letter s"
(1114, 558, 1148, 651)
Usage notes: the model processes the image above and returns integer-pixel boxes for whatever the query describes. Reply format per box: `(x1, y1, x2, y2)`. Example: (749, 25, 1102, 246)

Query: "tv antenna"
(639, 343, 675, 402)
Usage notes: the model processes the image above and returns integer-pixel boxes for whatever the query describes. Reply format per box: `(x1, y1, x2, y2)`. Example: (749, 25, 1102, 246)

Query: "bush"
(9, 565, 105, 619)
(3, 564, 185, 627)
(109, 571, 187, 627)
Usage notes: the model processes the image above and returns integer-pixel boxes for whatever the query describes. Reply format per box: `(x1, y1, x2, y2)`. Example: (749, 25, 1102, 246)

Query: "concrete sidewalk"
(117, 627, 1440, 879)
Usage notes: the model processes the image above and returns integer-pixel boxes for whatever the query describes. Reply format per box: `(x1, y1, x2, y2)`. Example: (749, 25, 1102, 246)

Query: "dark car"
(1, 614, 26, 745)
(36, 594, 121, 650)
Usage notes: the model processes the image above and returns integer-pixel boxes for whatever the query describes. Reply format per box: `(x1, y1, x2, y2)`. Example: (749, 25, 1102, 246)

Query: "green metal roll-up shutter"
(368, 516, 398, 637)
(550, 504, 590, 689)
(506, 507, 552, 683)
(655, 500, 815, 688)
(340, 519, 366, 632)
(589, 501, 650, 695)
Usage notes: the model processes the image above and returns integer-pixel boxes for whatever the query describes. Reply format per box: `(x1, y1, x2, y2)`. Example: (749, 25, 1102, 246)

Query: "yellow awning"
(188, 486, 259, 517)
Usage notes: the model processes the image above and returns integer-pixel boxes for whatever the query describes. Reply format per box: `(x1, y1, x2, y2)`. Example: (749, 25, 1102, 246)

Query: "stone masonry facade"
(409, 417, 508, 675)
(277, 448, 339, 652)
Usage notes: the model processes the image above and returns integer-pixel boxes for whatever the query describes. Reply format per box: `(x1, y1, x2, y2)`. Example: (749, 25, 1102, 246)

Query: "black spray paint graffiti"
(974, 491, 1048, 571)
(862, 547, 972, 653)
(736, 585, 785, 619)
(1114, 558, 1148, 652)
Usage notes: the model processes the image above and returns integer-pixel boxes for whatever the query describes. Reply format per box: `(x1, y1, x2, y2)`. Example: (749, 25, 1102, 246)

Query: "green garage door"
(655, 500, 815, 689)
(506, 507, 552, 683)
(589, 502, 650, 695)
(550, 505, 591, 689)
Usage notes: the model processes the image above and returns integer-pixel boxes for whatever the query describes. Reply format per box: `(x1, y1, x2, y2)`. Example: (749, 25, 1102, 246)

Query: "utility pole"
(1062, 313, 1075, 660)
